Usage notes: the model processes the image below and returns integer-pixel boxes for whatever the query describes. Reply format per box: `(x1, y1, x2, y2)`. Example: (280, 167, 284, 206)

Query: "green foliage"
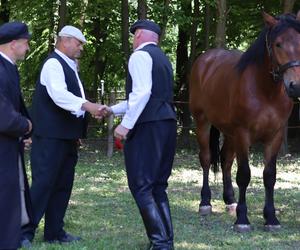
(6, 0, 300, 107)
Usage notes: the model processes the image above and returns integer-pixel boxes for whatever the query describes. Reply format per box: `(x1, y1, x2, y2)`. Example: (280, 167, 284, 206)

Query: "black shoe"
(20, 238, 32, 248)
(45, 232, 81, 244)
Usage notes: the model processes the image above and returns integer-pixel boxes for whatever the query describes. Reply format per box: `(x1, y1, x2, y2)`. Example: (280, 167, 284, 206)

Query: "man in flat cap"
(0, 21, 33, 250)
(99, 19, 176, 249)
(22, 25, 103, 244)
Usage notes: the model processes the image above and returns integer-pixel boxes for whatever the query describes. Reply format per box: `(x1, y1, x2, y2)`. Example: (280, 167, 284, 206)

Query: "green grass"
(23, 146, 300, 250)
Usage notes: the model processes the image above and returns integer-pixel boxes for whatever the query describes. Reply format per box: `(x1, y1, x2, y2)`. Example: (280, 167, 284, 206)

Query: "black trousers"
(124, 120, 176, 209)
(24, 136, 78, 240)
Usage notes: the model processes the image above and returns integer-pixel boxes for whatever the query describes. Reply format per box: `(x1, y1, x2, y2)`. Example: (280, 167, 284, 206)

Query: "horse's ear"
(296, 10, 300, 21)
(262, 12, 278, 28)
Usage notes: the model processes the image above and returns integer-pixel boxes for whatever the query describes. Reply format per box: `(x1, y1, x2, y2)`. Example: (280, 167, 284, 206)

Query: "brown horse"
(189, 11, 300, 232)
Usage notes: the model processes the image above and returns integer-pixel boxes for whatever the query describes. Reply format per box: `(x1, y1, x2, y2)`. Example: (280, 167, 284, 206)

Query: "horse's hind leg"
(195, 116, 212, 215)
(220, 136, 237, 214)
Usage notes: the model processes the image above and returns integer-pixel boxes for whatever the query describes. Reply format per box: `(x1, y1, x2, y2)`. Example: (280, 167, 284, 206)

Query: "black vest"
(32, 52, 87, 139)
(126, 44, 176, 125)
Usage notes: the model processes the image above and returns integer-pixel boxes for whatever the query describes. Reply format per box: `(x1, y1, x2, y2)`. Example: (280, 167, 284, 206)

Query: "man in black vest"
(0, 22, 33, 250)
(100, 20, 177, 250)
(22, 25, 102, 244)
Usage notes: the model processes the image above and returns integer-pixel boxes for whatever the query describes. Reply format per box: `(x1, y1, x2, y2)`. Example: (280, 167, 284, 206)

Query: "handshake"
(82, 101, 129, 140)
(82, 101, 112, 119)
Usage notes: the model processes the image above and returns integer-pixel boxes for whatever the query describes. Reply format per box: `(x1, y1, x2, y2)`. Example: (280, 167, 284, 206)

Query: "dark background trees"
(3, 0, 300, 146)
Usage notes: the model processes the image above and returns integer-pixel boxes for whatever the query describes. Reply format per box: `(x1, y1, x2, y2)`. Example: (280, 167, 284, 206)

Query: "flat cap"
(58, 25, 87, 43)
(130, 19, 161, 36)
(0, 21, 30, 45)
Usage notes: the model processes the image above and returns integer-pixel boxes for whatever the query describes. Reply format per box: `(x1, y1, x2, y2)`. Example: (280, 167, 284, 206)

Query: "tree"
(283, 0, 296, 13)
(121, 0, 129, 74)
(138, 0, 147, 19)
(0, 0, 9, 24)
(175, 0, 192, 147)
(58, 0, 67, 31)
(215, 0, 227, 48)
(204, 1, 212, 49)
(158, 0, 170, 43)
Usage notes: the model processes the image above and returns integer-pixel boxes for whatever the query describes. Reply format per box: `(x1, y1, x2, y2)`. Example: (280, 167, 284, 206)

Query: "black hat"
(0, 21, 31, 45)
(130, 19, 161, 36)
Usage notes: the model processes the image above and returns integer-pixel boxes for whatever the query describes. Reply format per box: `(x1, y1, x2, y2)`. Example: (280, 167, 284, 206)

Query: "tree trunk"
(121, 0, 129, 76)
(175, 0, 192, 148)
(58, 0, 67, 31)
(0, 0, 9, 24)
(138, 0, 147, 19)
(189, 0, 200, 67)
(215, 0, 227, 48)
(159, 0, 170, 43)
(204, 2, 211, 49)
(91, 15, 109, 96)
(48, 0, 56, 53)
(107, 92, 116, 157)
(283, 0, 295, 13)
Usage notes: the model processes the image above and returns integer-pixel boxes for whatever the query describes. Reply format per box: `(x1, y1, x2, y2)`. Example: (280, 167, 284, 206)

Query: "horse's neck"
(251, 59, 284, 97)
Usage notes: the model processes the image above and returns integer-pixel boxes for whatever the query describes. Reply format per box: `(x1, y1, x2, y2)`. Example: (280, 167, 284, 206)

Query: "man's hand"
(26, 119, 32, 135)
(114, 124, 129, 140)
(81, 101, 103, 117)
(95, 105, 113, 119)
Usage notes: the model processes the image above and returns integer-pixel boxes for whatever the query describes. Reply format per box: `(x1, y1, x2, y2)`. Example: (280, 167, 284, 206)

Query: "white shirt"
(111, 42, 155, 129)
(40, 49, 86, 117)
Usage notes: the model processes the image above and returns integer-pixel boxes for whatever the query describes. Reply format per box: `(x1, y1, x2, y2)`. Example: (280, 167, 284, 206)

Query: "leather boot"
(139, 203, 169, 250)
(157, 201, 174, 250)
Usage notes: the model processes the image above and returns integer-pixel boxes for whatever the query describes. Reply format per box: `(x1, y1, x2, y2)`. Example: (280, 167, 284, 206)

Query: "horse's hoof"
(264, 224, 281, 232)
(233, 224, 252, 233)
(199, 205, 212, 216)
(226, 203, 237, 215)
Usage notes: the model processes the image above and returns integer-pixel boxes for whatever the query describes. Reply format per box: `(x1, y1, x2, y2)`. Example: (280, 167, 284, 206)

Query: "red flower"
(115, 138, 123, 150)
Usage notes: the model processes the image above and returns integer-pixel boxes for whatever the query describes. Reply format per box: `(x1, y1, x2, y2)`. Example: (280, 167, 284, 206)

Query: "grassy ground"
(23, 144, 300, 250)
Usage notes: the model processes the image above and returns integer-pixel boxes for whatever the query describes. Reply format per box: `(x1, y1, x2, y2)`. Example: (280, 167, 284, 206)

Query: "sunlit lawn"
(23, 143, 300, 250)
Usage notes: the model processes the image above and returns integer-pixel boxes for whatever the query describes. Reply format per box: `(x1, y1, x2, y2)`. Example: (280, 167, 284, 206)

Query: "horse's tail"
(209, 126, 220, 173)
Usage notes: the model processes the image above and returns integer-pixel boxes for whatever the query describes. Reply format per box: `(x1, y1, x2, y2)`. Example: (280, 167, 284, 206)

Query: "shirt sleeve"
(111, 100, 127, 116)
(120, 50, 153, 129)
(40, 58, 87, 117)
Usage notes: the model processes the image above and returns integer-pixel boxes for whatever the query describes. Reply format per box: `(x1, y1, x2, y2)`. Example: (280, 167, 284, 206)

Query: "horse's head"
(264, 11, 300, 97)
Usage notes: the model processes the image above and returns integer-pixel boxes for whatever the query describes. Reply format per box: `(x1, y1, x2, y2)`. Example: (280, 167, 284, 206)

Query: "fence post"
(107, 92, 116, 157)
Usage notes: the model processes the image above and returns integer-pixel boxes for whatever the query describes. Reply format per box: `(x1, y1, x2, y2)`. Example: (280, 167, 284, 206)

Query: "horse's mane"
(236, 13, 300, 73)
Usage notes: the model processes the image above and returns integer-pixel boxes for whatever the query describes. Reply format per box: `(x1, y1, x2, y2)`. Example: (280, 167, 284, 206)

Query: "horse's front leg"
(234, 131, 251, 232)
(263, 132, 282, 231)
(195, 119, 212, 215)
(220, 136, 237, 214)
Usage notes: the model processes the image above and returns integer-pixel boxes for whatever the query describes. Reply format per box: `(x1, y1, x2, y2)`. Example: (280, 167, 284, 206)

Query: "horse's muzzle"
(284, 80, 300, 97)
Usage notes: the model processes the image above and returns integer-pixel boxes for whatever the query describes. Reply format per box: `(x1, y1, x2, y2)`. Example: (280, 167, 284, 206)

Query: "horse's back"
(190, 49, 242, 117)
(190, 48, 241, 90)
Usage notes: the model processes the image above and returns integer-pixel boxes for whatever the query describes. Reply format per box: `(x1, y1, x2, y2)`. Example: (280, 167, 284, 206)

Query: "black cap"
(130, 19, 161, 36)
(0, 21, 31, 45)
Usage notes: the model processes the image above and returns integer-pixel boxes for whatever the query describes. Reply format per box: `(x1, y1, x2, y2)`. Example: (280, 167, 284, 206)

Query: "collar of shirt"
(0, 51, 15, 65)
(134, 42, 157, 51)
(54, 48, 78, 73)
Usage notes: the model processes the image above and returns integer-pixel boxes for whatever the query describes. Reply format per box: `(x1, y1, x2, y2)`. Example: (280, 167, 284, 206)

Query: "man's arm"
(0, 89, 31, 137)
